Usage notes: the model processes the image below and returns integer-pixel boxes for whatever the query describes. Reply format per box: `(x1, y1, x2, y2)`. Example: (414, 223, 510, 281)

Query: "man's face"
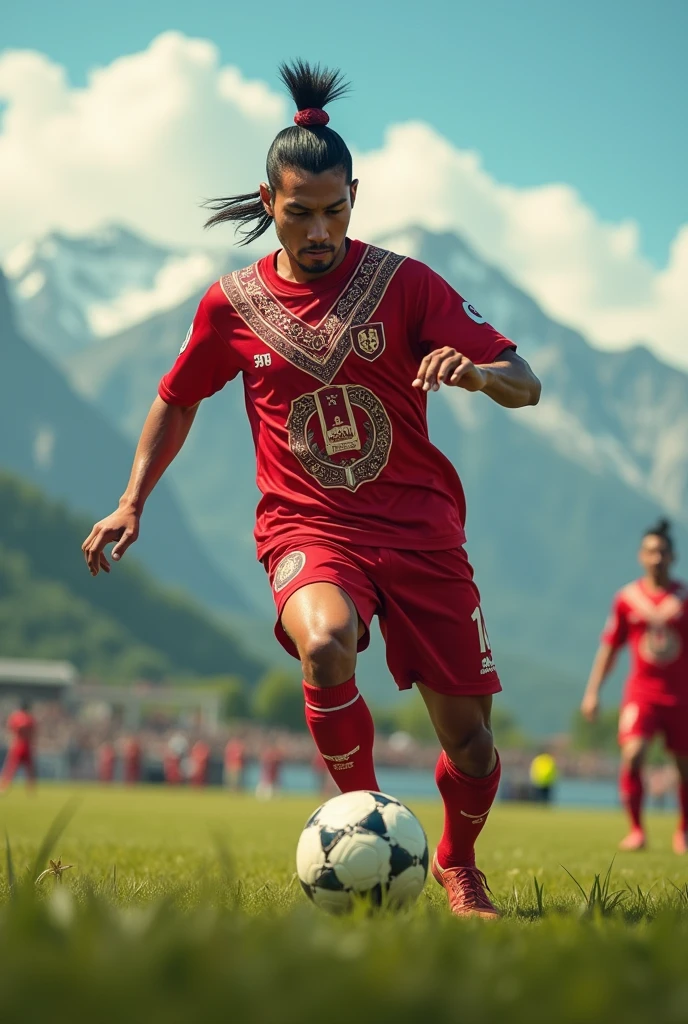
(639, 534, 673, 575)
(260, 167, 357, 276)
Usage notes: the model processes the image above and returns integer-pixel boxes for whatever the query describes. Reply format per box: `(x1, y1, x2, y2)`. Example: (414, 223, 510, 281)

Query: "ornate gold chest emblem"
(639, 625, 682, 665)
(288, 384, 392, 491)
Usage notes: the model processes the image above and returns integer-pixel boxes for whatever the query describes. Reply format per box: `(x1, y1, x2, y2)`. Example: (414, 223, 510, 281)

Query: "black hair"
(203, 59, 353, 245)
(643, 518, 674, 553)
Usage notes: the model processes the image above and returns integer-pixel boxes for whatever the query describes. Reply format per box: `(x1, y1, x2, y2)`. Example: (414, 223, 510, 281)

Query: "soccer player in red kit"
(582, 520, 688, 854)
(0, 700, 37, 793)
(82, 61, 541, 916)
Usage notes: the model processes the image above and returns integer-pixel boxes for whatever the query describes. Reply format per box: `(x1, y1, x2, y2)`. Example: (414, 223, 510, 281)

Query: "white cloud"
(0, 33, 284, 252)
(0, 34, 686, 368)
(353, 123, 688, 368)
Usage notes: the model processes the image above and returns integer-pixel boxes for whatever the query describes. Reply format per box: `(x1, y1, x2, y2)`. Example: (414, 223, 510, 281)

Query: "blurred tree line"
(0, 472, 262, 683)
(209, 669, 530, 747)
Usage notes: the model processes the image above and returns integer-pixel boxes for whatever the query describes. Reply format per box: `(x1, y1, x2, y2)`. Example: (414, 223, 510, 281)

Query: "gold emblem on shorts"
(351, 322, 385, 362)
(273, 551, 306, 593)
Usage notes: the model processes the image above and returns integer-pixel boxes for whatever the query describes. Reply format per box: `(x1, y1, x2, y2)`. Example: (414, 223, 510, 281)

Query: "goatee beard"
(295, 257, 336, 275)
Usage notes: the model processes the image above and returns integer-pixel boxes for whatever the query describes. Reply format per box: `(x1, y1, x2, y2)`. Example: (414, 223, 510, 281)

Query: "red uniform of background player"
(582, 520, 688, 854)
(82, 61, 541, 917)
(224, 738, 246, 790)
(189, 740, 211, 786)
(0, 700, 36, 792)
(121, 736, 142, 785)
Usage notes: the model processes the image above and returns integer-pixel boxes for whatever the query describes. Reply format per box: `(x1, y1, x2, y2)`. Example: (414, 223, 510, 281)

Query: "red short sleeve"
(158, 285, 240, 406)
(601, 594, 629, 650)
(409, 260, 516, 364)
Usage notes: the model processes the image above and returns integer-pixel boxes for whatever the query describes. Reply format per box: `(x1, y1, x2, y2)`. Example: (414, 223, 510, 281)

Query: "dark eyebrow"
(285, 197, 348, 212)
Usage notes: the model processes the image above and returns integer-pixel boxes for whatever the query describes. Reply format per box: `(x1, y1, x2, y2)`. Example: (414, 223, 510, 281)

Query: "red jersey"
(224, 739, 246, 771)
(602, 578, 688, 706)
(159, 240, 515, 559)
(7, 710, 35, 745)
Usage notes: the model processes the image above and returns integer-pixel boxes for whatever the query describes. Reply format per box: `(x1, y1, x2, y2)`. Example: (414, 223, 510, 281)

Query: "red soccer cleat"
(431, 855, 501, 919)
(618, 829, 647, 852)
(672, 831, 687, 855)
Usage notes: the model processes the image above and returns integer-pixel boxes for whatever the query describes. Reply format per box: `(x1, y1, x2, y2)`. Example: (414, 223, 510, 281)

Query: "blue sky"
(2, 0, 686, 268)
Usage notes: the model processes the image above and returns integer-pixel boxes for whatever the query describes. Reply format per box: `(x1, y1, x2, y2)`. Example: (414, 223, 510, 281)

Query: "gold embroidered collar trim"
(220, 245, 405, 383)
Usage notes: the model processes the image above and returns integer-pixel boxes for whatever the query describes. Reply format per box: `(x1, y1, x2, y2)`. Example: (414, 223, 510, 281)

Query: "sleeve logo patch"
(273, 550, 307, 592)
(179, 323, 193, 354)
(462, 301, 487, 324)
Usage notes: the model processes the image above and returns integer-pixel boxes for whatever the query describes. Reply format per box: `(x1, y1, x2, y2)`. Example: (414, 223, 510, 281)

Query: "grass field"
(1, 784, 688, 1023)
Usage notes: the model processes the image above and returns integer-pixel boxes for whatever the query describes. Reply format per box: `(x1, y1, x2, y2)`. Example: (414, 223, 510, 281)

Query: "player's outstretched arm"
(81, 396, 199, 576)
(413, 349, 541, 408)
(581, 643, 618, 722)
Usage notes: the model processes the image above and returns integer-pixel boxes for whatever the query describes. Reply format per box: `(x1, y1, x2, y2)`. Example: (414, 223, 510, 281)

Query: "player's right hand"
(81, 507, 140, 577)
(580, 691, 600, 723)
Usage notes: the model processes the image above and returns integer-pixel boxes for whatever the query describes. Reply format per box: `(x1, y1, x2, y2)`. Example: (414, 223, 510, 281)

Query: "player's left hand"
(413, 348, 487, 393)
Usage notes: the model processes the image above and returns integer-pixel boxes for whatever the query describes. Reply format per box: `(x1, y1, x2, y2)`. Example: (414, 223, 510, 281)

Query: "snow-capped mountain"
(0, 268, 250, 615)
(2, 225, 232, 359)
(379, 228, 688, 527)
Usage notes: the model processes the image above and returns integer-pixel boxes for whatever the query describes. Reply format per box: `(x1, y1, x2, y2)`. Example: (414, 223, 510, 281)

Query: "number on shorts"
(471, 606, 491, 653)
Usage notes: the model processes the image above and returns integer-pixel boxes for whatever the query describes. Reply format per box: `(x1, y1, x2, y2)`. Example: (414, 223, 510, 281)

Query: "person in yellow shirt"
(530, 752, 558, 804)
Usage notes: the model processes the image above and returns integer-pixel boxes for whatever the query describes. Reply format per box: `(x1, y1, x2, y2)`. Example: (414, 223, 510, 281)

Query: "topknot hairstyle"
(203, 60, 353, 245)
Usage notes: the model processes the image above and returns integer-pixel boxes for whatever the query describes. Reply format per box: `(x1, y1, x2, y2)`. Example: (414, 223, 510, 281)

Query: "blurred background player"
(224, 737, 246, 791)
(82, 60, 540, 918)
(529, 750, 558, 804)
(256, 744, 283, 800)
(164, 731, 188, 785)
(121, 735, 142, 785)
(581, 520, 688, 853)
(0, 699, 36, 794)
(97, 740, 117, 784)
(189, 739, 211, 786)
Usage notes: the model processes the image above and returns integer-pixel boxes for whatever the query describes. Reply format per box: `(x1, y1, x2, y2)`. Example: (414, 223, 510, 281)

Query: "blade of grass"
(30, 798, 79, 885)
(5, 832, 15, 898)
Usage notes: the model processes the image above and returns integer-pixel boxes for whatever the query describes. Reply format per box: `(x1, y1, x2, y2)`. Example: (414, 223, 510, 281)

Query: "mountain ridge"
(0, 268, 254, 615)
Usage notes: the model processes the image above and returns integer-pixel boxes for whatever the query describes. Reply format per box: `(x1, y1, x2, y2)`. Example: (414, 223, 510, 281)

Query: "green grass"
(1, 785, 688, 1023)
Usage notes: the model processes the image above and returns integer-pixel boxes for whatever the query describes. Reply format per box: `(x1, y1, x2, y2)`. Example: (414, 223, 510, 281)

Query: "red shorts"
(264, 540, 502, 697)
(618, 700, 688, 755)
(1, 742, 35, 780)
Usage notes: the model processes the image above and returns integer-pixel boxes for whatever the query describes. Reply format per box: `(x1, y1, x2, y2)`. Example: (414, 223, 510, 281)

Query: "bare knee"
(442, 723, 495, 778)
(621, 742, 646, 774)
(299, 628, 357, 688)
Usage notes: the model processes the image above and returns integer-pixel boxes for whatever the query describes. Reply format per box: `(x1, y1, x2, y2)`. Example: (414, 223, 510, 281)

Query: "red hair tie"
(294, 108, 330, 127)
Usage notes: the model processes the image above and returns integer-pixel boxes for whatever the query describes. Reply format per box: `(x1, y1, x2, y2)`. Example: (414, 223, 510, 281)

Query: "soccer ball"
(296, 790, 429, 914)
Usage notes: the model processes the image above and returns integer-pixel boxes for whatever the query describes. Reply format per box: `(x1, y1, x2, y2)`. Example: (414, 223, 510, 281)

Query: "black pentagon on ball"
(356, 808, 389, 837)
(315, 866, 347, 891)
(319, 826, 346, 853)
(304, 805, 323, 828)
(300, 880, 316, 902)
(388, 842, 416, 877)
(371, 793, 401, 808)
(361, 882, 384, 908)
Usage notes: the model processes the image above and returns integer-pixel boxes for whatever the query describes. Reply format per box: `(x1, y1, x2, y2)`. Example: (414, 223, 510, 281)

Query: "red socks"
(678, 778, 688, 834)
(620, 766, 643, 831)
(303, 677, 379, 794)
(435, 750, 501, 869)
